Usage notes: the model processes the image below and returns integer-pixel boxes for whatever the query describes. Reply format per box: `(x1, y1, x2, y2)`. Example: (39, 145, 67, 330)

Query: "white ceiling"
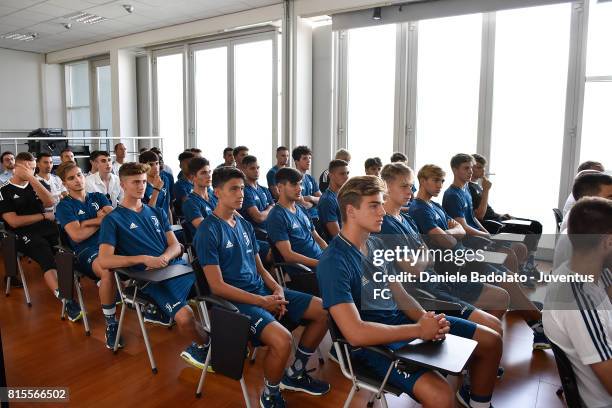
(0, 0, 280, 54)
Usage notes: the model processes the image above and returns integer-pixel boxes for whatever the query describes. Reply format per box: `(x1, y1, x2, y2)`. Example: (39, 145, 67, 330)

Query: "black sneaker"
(280, 369, 330, 396)
(65, 300, 83, 322)
(143, 308, 174, 327)
(260, 392, 286, 408)
(105, 323, 124, 349)
(180, 342, 209, 369)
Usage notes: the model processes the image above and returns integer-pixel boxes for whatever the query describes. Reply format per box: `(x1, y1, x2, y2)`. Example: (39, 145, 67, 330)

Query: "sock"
(102, 304, 117, 325)
(264, 379, 280, 396)
(287, 345, 314, 377)
(528, 320, 544, 334)
(470, 393, 492, 408)
(54, 288, 60, 300)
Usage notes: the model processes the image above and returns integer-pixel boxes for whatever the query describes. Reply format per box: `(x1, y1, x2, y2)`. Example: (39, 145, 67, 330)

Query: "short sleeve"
(410, 206, 439, 234)
(55, 201, 78, 228)
(310, 175, 320, 194)
(195, 220, 220, 266)
(318, 254, 354, 309)
(563, 309, 611, 365)
(318, 196, 338, 224)
(443, 191, 465, 219)
(242, 188, 257, 210)
(267, 208, 290, 243)
(183, 198, 202, 223)
(156, 208, 171, 232)
(0, 188, 16, 215)
(264, 188, 274, 206)
(96, 192, 112, 208)
(98, 216, 118, 247)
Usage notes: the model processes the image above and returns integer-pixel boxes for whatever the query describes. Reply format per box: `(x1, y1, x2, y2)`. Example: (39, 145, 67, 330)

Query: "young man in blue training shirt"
(442, 154, 528, 281)
(173, 151, 195, 217)
(182, 157, 217, 239)
(194, 166, 330, 408)
(267, 167, 328, 270)
(97, 162, 209, 369)
(240, 155, 274, 230)
(410, 164, 550, 350)
(292, 146, 320, 221)
(364, 157, 383, 177)
(55, 161, 121, 349)
(139, 150, 174, 225)
(317, 175, 502, 408)
(318, 160, 349, 239)
(379, 163, 509, 331)
(266, 146, 289, 201)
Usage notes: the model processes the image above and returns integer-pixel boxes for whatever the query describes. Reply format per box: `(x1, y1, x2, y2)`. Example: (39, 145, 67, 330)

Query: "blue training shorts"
(142, 272, 195, 318)
(76, 246, 100, 280)
(233, 286, 313, 345)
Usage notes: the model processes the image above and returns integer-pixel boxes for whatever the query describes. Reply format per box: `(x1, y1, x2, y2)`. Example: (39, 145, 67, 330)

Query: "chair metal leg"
(343, 384, 357, 408)
(18, 260, 31, 307)
(5, 276, 10, 296)
(240, 377, 252, 408)
(367, 392, 376, 407)
(317, 346, 325, 365)
(195, 347, 212, 398)
(113, 295, 127, 353)
(74, 276, 90, 336)
(135, 303, 157, 374)
(60, 298, 66, 320)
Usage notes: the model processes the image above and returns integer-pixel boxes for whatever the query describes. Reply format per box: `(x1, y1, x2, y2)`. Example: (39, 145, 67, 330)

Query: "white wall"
(295, 17, 313, 150)
(311, 25, 334, 179)
(0, 48, 44, 130)
(41, 63, 65, 129)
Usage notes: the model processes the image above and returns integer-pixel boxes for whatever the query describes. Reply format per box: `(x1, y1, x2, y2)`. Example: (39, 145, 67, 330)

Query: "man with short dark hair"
(266, 146, 289, 200)
(36, 152, 66, 209)
(364, 157, 383, 177)
(232, 146, 249, 170)
(318, 160, 349, 238)
(267, 167, 328, 269)
(240, 155, 274, 230)
(292, 146, 320, 221)
(217, 147, 235, 169)
(112, 143, 126, 175)
(60, 148, 74, 163)
(55, 161, 118, 348)
(543, 197, 612, 408)
(173, 151, 195, 216)
(150, 147, 174, 177)
(319, 148, 350, 193)
(0, 151, 15, 183)
(139, 150, 173, 224)
(0, 152, 82, 321)
(390, 152, 408, 164)
(97, 162, 209, 368)
(85, 151, 123, 207)
(188, 148, 202, 158)
(182, 157, 217, 238)
(562, 161, 605, 217)
(195, 166, 330, 407)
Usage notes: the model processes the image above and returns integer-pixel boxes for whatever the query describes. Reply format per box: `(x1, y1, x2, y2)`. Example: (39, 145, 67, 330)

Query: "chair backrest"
(550, 341, 582, 408)
(553, 208, 563, 233)
(191, 258, 211, 297)
(210, 306, 250, 381)
(181, 220, 193, 245)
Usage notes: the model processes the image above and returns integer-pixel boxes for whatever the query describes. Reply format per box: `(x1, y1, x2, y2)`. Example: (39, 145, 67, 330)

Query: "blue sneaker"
(280, 369, 330, 396)
(65, 300, 83, 322)
(260, 392, 286, 408)
(456, 384, 495, 407)
(180, 342, 209, 370)
(533, 330, 551, 350)
(105, 323, 124, 350)
(143, 307, 174, 327)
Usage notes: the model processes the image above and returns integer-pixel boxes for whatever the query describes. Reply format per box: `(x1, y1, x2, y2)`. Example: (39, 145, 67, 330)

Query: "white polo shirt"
(85, 172, 123, 207)
(543, 262, 612, 408)
(112, 161, 124, 176)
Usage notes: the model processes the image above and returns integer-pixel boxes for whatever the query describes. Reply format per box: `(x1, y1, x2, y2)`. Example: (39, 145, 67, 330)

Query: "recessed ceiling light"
(1, 32, 38, 41)
(65, 11, 107, 24)
(123, 4, 134, 13)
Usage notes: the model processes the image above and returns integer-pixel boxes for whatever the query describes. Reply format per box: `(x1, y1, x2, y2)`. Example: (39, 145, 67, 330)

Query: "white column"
(110, 48, 138, 146)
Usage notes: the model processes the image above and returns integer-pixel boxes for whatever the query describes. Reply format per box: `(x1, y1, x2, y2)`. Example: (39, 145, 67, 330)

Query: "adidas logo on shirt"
(77, 210, 85, 215)
(13, 194, 19, 199)
(226, 240, 234, 248)
(129, 223, 138, 229)
(292, 223, 299, 229)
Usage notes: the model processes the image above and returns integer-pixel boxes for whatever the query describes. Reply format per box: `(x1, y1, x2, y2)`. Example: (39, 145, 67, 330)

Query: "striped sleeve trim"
(602, 268, 612, 289)
(570, 282, 612, 361)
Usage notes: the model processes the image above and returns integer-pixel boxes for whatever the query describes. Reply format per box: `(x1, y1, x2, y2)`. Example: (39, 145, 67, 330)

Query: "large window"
(415, 13, 482, 179)
(235, 38, 274, 177)
(94, 64, 112, 140)
(65, 61, 91, 130)
(489, 3, 571, 235)
(346, 24, 396, 175)
(580, 0, 612, 168)
(194, 45, 228, 167)
(155, 53, 185, 172)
